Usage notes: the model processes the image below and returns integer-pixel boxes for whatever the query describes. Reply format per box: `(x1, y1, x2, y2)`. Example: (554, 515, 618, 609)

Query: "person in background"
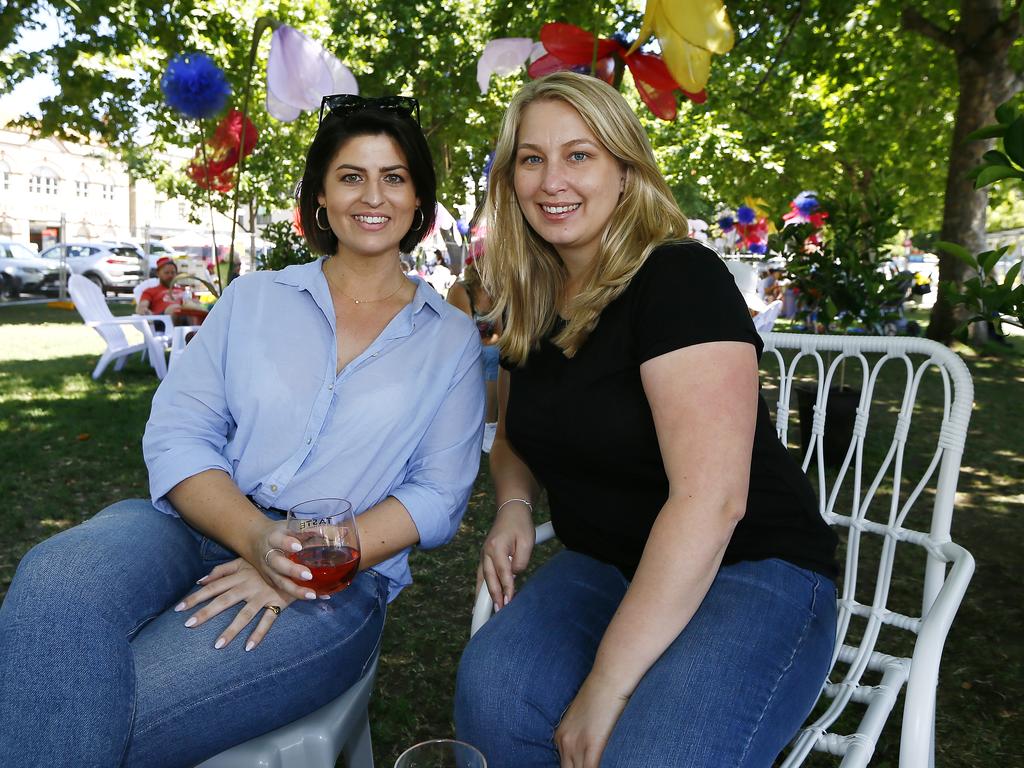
(0, 93, 483, 767)
(455, 72, 837, 767)
(426, 249, 455, 296)
(447, 251, 501, 452)
(138, 257, 209, 326)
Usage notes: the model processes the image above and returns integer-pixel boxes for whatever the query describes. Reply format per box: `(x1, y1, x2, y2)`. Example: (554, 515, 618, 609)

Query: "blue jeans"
(0, 499, 387, 768)
(481, 343, 500, 382)
(455, 550, 836, 767)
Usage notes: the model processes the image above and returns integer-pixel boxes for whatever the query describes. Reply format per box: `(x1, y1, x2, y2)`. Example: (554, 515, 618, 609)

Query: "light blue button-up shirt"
(143, 258, 484, 600)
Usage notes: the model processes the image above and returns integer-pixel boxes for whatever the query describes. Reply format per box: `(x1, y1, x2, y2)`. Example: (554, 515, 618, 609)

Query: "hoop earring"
(315, 205, 331, 231)
(411, 208, 425, 231)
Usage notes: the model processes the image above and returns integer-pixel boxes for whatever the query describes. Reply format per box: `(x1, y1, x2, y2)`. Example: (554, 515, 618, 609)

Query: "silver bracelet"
(496, 498, 533, 515)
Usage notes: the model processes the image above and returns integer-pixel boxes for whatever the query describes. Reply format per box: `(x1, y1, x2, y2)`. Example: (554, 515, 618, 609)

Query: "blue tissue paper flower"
(717, 215, 734, 232)
(749, 242, 767, 254)
(795, 192, 819, 216)
(736, 205, 756, 225)
(161, 53, 231, 120)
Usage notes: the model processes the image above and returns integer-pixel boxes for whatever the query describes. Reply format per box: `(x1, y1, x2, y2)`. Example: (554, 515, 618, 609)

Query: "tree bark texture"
(905, 0, 1022, 343)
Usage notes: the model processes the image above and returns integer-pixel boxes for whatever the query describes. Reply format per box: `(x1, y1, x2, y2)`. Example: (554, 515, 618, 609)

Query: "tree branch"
(901, 6, 962, 53)
(749, 3, 803, 97)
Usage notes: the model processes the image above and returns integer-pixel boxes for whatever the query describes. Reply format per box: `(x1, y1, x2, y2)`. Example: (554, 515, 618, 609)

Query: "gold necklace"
(326, 267, 406, 305)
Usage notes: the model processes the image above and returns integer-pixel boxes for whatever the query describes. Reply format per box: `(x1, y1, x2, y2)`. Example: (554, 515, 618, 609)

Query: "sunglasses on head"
(318, 94, 421, 126)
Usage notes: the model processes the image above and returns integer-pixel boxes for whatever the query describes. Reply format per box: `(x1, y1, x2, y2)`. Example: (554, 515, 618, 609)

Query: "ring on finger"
(263, 547, 285, 567)
(265, 604, 282, 616)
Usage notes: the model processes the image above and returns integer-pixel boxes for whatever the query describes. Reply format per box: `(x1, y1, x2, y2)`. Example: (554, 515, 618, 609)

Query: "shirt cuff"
(147, 450, 234, 516)
(389, 483, 458, 550)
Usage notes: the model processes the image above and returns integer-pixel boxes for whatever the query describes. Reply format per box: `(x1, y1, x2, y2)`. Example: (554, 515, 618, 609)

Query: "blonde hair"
(481, 72, 688, 366)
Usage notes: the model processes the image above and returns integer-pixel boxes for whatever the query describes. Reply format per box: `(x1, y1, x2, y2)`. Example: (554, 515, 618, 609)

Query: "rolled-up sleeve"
(390, 328, 484, 549)
(142, 283, 238, 515)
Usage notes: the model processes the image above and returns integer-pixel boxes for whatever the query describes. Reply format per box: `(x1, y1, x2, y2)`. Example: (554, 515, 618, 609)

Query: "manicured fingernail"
(319, 594, 331, 600)
(290, 542, 302, 552)
(184, 617, 197, 627)
(301, 570, 312, 580)
(196, 576, 208, 584)
(173, 602, 186, 612)
(304, 591, 317, 600)
(245, 641, 255, 652)
(214, 638, 225, 649)
(493, 602, 501, 613)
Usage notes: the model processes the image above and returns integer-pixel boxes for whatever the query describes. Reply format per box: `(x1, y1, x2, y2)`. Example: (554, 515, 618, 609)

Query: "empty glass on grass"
(394, 739, 487, 768)
(286, 498, 361, 598)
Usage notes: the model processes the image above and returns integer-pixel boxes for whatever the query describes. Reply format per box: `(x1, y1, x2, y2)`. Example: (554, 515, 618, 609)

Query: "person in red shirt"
(138, 257, 208, 326)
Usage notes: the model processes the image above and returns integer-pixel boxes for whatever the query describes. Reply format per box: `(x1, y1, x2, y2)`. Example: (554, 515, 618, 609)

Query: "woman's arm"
(446, 280, 472, 317)
(479, 366, 543, 609)
(554, 340, 759, 766)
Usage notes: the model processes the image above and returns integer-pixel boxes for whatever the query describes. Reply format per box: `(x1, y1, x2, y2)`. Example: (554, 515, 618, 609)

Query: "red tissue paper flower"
(527, 23, 705, 121)
(188, 109, 259, 192)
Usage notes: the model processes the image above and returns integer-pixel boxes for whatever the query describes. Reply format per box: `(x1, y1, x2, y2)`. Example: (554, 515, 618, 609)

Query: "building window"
(76, 178, 90, 198)
(101, 183, 115, 201)
(178, 201, 187, 218)
(29, 167, 59, 196)
(0, 162, 10, 192)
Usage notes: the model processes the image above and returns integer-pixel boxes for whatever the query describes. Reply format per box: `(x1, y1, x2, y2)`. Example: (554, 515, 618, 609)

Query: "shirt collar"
(273, 257, 445, 320)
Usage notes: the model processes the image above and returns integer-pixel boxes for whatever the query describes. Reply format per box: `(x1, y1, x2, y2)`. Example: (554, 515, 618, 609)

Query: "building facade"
(0, 126, 230, 251)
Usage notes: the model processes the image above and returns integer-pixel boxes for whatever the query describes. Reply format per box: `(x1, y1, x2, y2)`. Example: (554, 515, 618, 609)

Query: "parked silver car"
(1, 240, 62, 298)
(38, 241, 146, 295)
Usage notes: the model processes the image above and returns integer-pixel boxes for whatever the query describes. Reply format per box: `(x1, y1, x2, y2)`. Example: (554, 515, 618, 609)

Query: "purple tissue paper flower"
(748, 242, 768, 254)
(717, 215, 735, 232)
(161, 53, 231, 120)
(736, 205, 756, 225)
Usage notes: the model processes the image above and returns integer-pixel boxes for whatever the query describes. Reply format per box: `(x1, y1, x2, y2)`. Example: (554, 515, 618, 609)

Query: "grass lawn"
(1, 302, 1021, 766)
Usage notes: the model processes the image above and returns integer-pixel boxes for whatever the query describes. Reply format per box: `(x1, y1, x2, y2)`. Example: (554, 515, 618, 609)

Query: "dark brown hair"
(298, 108, 437, 255)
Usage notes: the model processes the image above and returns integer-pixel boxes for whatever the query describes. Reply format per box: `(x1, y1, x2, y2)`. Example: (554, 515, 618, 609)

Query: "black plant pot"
(796, 383, 860, 468)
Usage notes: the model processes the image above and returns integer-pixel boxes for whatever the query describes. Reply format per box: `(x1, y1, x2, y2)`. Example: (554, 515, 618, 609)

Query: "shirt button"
(306, 436, 312, 445)
(270, 484, 278, 492)
(327, 383, 334, 390)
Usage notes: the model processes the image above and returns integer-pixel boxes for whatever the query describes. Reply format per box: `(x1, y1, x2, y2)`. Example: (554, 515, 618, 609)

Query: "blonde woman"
(455, 72, 837, 767)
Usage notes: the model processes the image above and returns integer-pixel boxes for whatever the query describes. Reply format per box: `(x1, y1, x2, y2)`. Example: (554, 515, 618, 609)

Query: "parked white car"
(1, 240, 63, 298)
(38, 241, 146, 295)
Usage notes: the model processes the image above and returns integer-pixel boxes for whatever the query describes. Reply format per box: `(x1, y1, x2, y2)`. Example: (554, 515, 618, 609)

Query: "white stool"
(196, 650, 379, 768)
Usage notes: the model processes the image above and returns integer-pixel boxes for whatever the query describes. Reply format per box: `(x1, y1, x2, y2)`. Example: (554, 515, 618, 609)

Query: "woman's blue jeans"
(455, 550, 836, 767)
(0, 499, 387, 768)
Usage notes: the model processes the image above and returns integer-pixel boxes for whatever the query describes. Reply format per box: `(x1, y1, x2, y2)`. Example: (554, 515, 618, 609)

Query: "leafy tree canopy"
(1, 0, 1019, 239)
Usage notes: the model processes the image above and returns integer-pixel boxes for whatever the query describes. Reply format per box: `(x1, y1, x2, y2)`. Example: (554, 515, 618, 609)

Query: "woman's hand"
(248, 519, 325, 602)
(477, 501, 535, 610)
(174, 558, 297, 651)
(554, 673, 630, 768)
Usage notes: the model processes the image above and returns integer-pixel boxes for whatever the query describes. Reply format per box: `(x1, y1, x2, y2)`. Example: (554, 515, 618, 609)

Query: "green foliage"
(772, 190, 906, 333)
(258, 219, 315, 271)
(944, 99, 1024, 333)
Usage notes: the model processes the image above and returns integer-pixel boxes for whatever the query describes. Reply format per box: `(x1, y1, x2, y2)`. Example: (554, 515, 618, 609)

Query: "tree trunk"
(919, 0, 1022, 343)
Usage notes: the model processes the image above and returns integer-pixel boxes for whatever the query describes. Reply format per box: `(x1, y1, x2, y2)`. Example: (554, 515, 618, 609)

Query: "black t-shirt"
(503, 241, 838, 580)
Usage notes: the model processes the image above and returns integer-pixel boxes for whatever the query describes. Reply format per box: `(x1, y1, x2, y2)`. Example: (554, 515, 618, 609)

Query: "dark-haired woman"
(0, 95, 484, 766)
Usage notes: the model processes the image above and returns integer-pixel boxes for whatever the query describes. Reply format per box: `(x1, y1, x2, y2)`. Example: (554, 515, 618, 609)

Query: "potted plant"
(768, 191, 907, 466)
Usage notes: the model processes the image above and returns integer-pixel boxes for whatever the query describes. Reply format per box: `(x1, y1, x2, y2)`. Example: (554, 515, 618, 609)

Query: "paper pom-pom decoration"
(161, 53, 231, 120)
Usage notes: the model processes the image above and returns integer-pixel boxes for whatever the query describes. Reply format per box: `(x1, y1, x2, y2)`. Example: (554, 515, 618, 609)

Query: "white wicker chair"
(471, 333, 975, 768)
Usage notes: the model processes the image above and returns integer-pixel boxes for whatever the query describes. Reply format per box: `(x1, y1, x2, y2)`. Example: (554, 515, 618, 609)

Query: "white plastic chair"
(753, 298, 784, 333)
(169, 324, 201, 369)
(196, 649, 379, 768)
(472, 333, 975, 768)
(68, 274, 170, 380)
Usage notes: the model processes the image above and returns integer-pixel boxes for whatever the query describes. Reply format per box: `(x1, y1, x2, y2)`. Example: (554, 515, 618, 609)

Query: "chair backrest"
(759, 333, 975, 766)
(133, 277, 160, 306)
(752, 299, 784, 333)
(68, 274, 131, 351)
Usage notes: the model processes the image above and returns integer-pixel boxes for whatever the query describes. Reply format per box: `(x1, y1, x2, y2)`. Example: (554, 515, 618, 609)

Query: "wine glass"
(286, 498, 361, 597)
(394, 739, 486, 768)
